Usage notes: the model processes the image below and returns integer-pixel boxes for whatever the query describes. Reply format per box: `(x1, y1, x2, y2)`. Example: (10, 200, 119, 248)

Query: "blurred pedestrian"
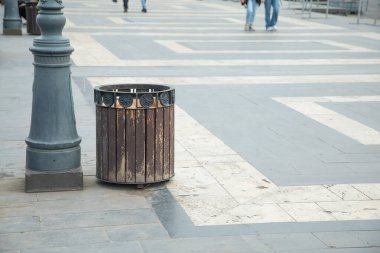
(141, 0, 147, 13)
(18, 0, 27, 20)
(265, 0, 279, 31)
(113, 0, 146, 13)
(241, 0, 260, 32)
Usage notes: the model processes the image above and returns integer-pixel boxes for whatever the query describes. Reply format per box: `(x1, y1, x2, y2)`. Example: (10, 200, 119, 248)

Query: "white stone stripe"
(87, 75, 380, 86)
(107, 17, 128, 25)
(224, 18, 244, 24)
(65, 18, 76, 28)
(170, 5, 188, 10)
(68, 34, 125, 66)
(280, 16, 343, 29)
(155, 39, 375, 54)
(321, 40, 373, 52)
(67, 32, 380, 40)
(83, 3, 99, 7)
(273, 96, 380, 145)
(155, 40, 193, 53)
(74, 59, 380, 67)
(64, 25, 346, 30)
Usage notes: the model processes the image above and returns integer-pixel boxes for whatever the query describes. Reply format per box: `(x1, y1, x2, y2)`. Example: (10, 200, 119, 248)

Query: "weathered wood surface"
(96, 106, 174, 184)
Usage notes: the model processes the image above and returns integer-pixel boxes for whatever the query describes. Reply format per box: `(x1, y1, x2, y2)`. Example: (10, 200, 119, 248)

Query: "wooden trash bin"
(25, 2, 41, 35)
(94, 84, 175, 187)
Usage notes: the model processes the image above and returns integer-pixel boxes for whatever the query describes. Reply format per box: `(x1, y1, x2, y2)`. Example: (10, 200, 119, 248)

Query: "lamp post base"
(25, 168, 83, 193)
(3, 28, 22, 35)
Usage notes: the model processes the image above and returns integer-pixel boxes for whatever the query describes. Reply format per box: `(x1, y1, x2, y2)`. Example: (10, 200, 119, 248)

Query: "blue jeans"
(141, 0, 147, 9)
(246, 0, 258, 26)
(265, 0, 279, 28)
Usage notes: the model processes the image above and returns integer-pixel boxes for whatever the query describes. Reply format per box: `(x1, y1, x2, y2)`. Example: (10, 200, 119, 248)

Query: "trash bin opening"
(94, 84, 175, 109)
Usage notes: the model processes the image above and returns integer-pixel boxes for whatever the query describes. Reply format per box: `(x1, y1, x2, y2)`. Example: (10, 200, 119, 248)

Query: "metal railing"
(357, 0, 380, 25)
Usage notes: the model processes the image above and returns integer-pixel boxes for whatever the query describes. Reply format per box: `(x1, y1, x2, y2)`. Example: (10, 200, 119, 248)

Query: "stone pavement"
(1, 0, 380, 252)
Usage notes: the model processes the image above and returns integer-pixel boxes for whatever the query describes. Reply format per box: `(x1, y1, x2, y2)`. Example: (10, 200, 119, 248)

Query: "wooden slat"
(169, 105, 175, 177)
(163, 107, 170, 180)
(116, 108, 126, 183)
(125, 109, 136, 182)
(96, 106, 102, 179)
(145, 109, 155, 183)
(135, 110, 146, 183)
(155, 108, 164, 181)
(101, 107, 109, 181)
(108, 109, 117, 182)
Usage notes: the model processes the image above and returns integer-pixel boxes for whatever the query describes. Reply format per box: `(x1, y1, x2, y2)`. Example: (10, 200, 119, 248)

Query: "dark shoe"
(112, 0, 117, 2)
(141, 8, 147, 13)
(124, 8, 128, 12)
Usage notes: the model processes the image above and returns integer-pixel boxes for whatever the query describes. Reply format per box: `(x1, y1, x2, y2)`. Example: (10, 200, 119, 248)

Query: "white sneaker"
(244, 24, 255, 32)
(266, 27, 273, 32)
(272, 26, 278, 31)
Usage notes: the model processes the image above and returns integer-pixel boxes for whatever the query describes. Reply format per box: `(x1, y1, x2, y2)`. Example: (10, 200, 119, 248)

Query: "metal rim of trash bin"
(94, 84, 175, 109)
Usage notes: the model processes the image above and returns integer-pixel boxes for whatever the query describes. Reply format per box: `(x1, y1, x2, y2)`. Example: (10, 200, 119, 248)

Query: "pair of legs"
(265, 0, 279, 30)
(114, 0, 147, 12)
(245, 0, 258, 31)
(141, 0, 147, 12)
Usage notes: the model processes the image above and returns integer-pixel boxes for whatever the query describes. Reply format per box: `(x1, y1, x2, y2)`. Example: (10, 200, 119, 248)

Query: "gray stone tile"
(243, 233, 328, 252)
(0, 227, 108, 251)
(0, 216, 40, 234)
(34, 195, 149, 215)
(41, 209, 159, 230)
(0, 179, 37, 206)
(107, 224, 169, 241)
(176, 84, 380, 186)
(141, 236, 253, 253)
(314, 231, 380, 248)
(279, 248, 380, 253)
(0, 203, 36, 218)
(21, 242, 144, 253)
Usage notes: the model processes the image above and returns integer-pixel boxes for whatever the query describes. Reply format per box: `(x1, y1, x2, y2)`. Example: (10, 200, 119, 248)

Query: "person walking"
(113, 0, 146, 13)
(265, 0, 279, 31)
(141, 0, 147, 13)
(241, 0, 260, 32)
(112, 0, 131, 13)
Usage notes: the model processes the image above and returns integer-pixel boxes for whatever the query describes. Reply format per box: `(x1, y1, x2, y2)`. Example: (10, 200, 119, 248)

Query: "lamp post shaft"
(25, 0, 83, 192)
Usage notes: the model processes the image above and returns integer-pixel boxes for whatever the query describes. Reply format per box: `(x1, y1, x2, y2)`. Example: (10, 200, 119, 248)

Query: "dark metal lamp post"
(3, 0, 22, 35)
(25, 0, 83, 192)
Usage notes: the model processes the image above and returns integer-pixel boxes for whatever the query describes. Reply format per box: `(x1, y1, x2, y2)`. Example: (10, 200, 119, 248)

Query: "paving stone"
(0, 202, 36, 218)
(279, 202, 336, 222)
(0, 216, 40, 234)
(106, 224, 169, 241)
(41, 209, 159, 230)
(278, 248, 380, 253)
(0, 227, 109, 251)
(243, 233, 328, 252)
(141, 236, 253, 253)
(313, 231, 380, 248)
(21, 242, 144, 253)
(34, 193, 149, 215)
(317, 200, 380, 220)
